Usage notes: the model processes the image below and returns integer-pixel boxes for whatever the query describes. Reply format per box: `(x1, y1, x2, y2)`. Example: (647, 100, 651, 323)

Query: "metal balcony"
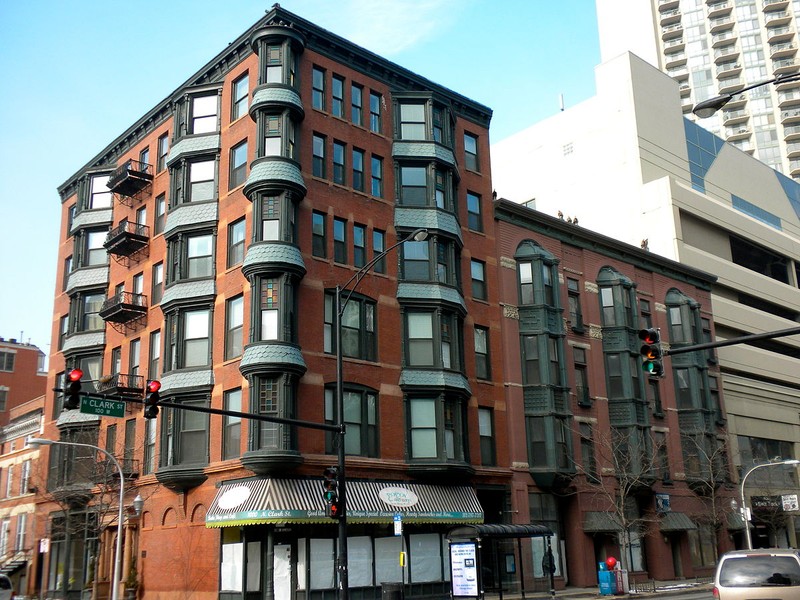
(790, 159, 800, 176)
(767, 26, 795, 44)
(709, 15, 735, 34)
(659, 0, 680, 11)
(104, 221, 150, 257)
(787, 142, 800, 158)
(718, 76, 743, 94)
(707, 1, 732, 19)
(771, 43, 798, 59)
(662, 24, 684, 40)
(107, 159, 153, 199)
(665, 52, 688, 69)
(779, 90, 800, 108)
(725, 127, 752, 141)
(714, 44, 740, 62)
(763, 0, 790, 12)
(663, 37, 686, 54)
(783, 124, 800, 140)
(722, 109, 749, 126)
(96, 372, 145, 398)
(99, 291, 148, 324)
(765, 10, 792, 28)
(716, 62, 742, 77)
(781, 108, 800, 123)
(660, 7, 681, 26)
(712, 32, 738, 49)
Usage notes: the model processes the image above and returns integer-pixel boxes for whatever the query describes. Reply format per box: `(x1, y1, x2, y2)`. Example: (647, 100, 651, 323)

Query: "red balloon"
(605, 556, 617, 569)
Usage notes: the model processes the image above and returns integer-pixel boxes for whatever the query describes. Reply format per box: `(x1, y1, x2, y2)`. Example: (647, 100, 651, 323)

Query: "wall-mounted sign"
(782, 494, 799, 511)
(379, 487, 419, 508)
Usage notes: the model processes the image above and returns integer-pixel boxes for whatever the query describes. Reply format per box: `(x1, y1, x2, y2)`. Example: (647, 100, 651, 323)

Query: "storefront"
(207, 477, 484, 600)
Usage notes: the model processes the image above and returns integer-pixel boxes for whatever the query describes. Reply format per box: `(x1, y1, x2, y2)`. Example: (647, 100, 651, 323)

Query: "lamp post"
(28, 437, 126, 600)
(739, 458, 800, 549)
(692, 73, 800, 118)
(334, 227, 427, 600)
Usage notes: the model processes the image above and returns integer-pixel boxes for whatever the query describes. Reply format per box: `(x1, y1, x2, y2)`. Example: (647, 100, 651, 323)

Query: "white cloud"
(287, 0, 464, 56)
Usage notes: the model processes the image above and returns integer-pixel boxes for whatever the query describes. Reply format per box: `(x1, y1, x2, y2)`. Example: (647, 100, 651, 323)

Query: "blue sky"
(0, 0, 599, 357)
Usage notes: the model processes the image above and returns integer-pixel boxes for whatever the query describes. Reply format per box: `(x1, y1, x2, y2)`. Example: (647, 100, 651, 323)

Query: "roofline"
(58, 4, 492, 199)
(494, 198, 718, 290)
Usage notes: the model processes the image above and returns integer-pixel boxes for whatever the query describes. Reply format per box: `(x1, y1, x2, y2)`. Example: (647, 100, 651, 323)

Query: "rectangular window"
(157, 133, 169, 172)
(312, 134, 326, 178)
(639, 298, 652, 329)
(371, 155, 383, 198)
(403, 239, 430, 280)
(369, 91, 382, 133)
(223, 388, 242, 460)
(19, 460, 30, 496)
(324, 292, 376, 360)
(89, 175, 112, 209)
(333, 141, 346, 185)
(332, 75, 344, 118)
(478, 408, 495, 466)
(264, 115, 282, 156)
(226, 296, 244, 360)
(466, 192, 482, 232)
(151, 262, 164, 305)
(400, 166, 427, 206)
(228, 219, 246, 268)
(522, 335, 540, 384)
(14, 513, 26, 553)
(324, 388, 378, 456)
(139, 147, 150, 171)
(229, 141, 248, 189)
(260, 279, 280, 341)
(352, 148, 365, 191)
(647, 379, 663, 416)
(189, 160, 215, 202)
(474, 326, 490, 380)
(579, 423, 599, 482)
(312, 67, 325, 111)
(410, 398, 437, 458)
(407, 313, 434, 366)
(124, 419, 136, 474)
(154, 194, 166, 234)
(373, 229, 386, 274)
(143, 418, 156, 475)
(4, 466, 12, 498)
(266, 45, 283, 83)
(191, 94, 218, 134)
(471, 259, 487, 300)
(312, 211, 326, 258)
(0, 353, 14, 373)
(353, 224, 366, 268)
(519, 263, 533, 305)
(400, 103, 426, 140)
(573, 346, 590, 406)
(464, 132, 479, 171)
(188, 234, 214, 278)
(85, 231, 107, 266)
(129, 338, 141, 376)
(232, 73, 249, 121)
(351, 84, 363, 125)
(149, 330, 161, 380)
(82, 293, 105, 331)
(333, 217, 347, 264)
(184, 309, 210, 368)
(600, 287, 616, 326)
(568, 278, 584, 330)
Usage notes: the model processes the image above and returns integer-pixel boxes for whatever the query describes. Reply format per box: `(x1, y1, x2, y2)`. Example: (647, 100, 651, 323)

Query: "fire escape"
(104, 159, 153, 266)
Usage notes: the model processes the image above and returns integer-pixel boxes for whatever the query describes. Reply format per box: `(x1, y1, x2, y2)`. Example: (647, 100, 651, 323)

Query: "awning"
(447, 523, 552, 539)
(659, 512, 697, 532)
(727, 512, 745, 530)
(206, 477, 483, 527)
(583, 512, 622, 533)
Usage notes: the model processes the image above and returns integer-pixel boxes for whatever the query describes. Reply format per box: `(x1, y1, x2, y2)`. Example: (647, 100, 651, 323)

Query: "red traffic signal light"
(63, 368, 83, 410)
(144, 380, 161, 419)
(638, 328, 664, 378)
(326, 500, 343, 519)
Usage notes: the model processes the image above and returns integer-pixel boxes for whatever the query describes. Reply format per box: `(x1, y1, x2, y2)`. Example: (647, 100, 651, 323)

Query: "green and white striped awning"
(206, 477, 483, 528)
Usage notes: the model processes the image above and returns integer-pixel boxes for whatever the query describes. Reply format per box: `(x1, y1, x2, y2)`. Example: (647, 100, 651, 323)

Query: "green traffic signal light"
(638, 328, 664, 378)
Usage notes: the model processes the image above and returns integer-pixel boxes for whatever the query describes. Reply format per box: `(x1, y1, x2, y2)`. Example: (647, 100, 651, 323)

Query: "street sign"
(394, 513, 402, 536)
(80, 396, 125, 418)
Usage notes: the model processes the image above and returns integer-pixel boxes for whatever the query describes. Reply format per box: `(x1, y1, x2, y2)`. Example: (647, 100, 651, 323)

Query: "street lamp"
(28, 437, 127, 600)
(692, 73, 800, 118)
(334, 227, 427, 600)
(739, 458, 800, 549)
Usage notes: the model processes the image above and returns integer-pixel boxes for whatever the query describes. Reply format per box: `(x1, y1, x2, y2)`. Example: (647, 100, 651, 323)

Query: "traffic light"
(326, 500, 343, 519)
(63, 368, 83, 410)
(322, 466, 338, 504)
(144, 380, 161, 419)
(638, 328, 664, 378)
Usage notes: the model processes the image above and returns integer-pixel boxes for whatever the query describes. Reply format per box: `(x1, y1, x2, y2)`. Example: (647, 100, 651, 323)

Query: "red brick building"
(494, 199, 734, 586)
(0, 339, 46, 427)
(37, 6, 509, 600)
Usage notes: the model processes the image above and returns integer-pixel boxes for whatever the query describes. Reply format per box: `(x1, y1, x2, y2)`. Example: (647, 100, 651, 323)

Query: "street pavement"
(519, 579, 713, 599)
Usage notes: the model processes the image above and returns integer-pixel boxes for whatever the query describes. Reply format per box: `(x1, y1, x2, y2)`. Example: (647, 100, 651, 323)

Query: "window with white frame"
(89, 174, 112, 209)
(191, 94, 218, 134)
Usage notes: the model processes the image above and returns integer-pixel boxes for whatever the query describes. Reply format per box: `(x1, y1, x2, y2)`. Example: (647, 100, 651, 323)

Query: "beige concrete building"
(596, 0, 800, 179)
(492, 51, 800, 547)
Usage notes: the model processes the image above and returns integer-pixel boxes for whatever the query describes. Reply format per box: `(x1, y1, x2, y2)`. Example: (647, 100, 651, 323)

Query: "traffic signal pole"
(662, 325, 800, 356)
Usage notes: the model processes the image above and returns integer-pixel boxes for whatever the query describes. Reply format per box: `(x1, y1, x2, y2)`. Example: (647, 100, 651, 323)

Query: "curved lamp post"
(692, 73, 800, 118)
(28, 437, 126, 600)
(739, 458, 800, 549)
(334, 228, 427, 600)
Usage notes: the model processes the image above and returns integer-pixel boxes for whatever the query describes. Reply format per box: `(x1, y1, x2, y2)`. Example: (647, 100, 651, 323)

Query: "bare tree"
(572, 423, 669, 571)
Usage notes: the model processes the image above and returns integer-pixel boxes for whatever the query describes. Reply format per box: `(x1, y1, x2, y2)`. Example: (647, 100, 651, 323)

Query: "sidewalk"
(492, 578, 713, 599)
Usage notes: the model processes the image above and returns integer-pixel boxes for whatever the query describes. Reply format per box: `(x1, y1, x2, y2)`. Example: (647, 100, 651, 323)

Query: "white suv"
(714, 549, 800, 600)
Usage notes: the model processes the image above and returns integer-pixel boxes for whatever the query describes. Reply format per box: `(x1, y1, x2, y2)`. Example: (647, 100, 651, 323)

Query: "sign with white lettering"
(80, 396, 125, 418)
